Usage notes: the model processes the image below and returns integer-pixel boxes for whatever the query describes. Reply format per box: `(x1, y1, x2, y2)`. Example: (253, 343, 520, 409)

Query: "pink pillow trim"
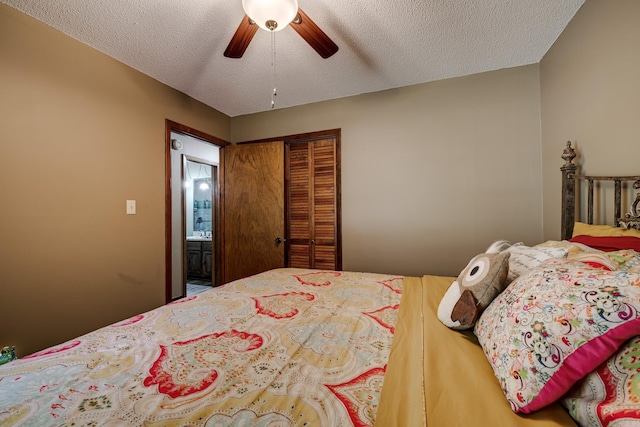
(519, 318, 640, 414)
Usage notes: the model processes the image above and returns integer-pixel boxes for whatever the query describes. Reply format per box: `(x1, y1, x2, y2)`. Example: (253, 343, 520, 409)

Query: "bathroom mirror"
(184, 159, 213, 239)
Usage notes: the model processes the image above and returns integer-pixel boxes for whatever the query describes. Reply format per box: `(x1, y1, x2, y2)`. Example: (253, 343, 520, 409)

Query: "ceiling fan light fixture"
(242, 0, 298, 32)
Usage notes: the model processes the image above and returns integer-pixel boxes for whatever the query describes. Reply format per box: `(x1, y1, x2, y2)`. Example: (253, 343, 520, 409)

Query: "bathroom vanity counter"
(186, 236, 212, 242)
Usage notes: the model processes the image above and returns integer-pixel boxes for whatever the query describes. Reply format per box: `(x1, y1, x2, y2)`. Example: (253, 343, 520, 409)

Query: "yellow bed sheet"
(377, 275, 577, 426)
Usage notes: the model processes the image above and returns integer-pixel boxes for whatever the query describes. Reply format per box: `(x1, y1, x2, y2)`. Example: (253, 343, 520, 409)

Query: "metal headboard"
(560, 141, 640, 240)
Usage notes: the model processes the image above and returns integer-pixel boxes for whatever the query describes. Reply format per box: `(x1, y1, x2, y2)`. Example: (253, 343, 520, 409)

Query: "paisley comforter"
(0, 269, 403, 426)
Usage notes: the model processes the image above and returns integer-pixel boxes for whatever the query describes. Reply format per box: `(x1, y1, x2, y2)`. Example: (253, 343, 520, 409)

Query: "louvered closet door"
(286, 138, 340, 270)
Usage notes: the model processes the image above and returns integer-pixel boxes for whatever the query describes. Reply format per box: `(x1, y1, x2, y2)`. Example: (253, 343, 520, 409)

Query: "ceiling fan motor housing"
(242, 0, 298, 32)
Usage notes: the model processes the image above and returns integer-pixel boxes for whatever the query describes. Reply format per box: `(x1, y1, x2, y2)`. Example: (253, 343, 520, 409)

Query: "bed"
(1, 143, 639, 426)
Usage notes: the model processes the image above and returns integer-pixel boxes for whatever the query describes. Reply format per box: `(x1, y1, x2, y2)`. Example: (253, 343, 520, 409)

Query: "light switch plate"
(126, 200, 136, 215)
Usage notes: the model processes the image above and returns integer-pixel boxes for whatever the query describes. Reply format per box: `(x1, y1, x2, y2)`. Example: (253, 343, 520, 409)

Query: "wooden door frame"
(237, 129, 342, 270)
(165, 120, 230, 303)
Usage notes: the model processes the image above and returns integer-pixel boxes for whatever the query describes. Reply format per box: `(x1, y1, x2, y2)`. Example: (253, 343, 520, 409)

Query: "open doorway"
(165, 120, 229, 303)
(183, 157, 217, 296)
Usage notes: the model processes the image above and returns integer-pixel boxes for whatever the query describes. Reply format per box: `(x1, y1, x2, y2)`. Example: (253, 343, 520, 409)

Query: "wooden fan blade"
(224, 16, 258, 58)
(290, 8, 338, 59)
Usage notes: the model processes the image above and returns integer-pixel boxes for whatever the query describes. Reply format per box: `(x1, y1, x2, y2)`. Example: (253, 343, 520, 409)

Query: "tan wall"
(0, 4, 230, 356)
(8, 0, 622, 357)
(232, 65, 544, 277)
(540, 0, 640, 240)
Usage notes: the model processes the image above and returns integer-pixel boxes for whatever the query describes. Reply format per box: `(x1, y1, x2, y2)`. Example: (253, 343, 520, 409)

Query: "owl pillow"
(437, 249, 510, 330)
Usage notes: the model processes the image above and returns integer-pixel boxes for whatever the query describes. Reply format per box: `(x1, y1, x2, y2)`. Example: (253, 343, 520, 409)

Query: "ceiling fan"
(224, 0, 339, 59)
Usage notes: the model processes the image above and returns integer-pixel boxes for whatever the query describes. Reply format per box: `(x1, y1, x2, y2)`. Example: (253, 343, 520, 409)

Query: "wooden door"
(222, 141, 285, 283)
(286, 138, 341, 270)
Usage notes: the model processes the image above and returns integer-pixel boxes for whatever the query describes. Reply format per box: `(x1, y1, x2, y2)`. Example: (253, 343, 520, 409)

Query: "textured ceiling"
(2, 0, 584, 117)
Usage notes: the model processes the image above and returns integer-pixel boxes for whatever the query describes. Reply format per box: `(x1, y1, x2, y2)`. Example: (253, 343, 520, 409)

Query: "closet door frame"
(237, 129, 342, 271)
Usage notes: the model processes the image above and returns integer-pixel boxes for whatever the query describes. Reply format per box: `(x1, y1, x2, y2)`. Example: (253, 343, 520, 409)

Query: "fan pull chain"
(271, 29, 277, 109)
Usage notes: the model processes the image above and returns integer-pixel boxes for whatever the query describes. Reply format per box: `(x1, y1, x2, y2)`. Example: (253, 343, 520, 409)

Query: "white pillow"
(502, 243, 569, 283)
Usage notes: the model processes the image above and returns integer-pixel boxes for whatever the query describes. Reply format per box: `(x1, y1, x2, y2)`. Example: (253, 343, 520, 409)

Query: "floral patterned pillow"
(567, 248, 640, 272)
(604, 249, 640, 273)
(475, 257, 640, 413)
(562, 335, 640, 426)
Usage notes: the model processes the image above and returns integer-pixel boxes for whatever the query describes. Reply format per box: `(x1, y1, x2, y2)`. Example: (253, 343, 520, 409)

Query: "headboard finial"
(620, 179, 640, 230)
(561, 141, 577, 167)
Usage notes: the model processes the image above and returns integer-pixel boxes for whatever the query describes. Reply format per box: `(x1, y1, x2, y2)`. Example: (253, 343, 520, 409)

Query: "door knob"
(275, 237, 283, 244)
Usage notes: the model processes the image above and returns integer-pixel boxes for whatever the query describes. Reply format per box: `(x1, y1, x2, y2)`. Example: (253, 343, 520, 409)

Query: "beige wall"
(540, 0, 640, 240)
(232, 65, 544, 277)
(7, 0, 631, 357)
(0, 4, 230, 356)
